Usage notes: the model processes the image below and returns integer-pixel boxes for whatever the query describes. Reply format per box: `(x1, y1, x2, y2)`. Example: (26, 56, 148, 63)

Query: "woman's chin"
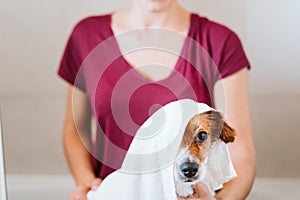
(142, 0, 175, 13)
(147, 3, 167, 12)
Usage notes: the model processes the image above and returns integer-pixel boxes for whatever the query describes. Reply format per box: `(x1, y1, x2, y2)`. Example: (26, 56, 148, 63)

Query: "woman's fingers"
(193, 182, 209, 195)
(69, 185, 90, 200)
(90, 178, 102, 190)
(192, 182, 215, 200)
(69, 178, 103, 200)
(177, 183, 211, 200)
(178, 196, 200, 200)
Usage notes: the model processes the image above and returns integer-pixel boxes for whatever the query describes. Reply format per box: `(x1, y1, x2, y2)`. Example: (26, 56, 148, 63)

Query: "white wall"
(246, 0, 300, 96)
(0, 0, 299, 177)
(245, 0, 300, 176)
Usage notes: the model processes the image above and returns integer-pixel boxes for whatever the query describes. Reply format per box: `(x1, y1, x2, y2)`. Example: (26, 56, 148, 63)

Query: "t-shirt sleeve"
(57, 26, 86, 92)
(216, 31, 250, 80)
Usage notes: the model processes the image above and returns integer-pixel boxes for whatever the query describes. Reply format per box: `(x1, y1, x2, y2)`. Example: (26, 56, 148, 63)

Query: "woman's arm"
(214, 68, 256, 200)
(63, 85, 102, 200)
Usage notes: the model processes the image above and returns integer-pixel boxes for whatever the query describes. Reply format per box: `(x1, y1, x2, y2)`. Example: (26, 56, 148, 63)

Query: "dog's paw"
(175, 182, 193, 198)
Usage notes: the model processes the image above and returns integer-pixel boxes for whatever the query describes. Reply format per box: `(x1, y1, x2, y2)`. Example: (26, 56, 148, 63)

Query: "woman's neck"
(113, 1, 190, 31)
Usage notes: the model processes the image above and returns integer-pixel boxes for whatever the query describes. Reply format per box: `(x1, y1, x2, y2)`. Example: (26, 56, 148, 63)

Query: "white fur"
(175, 182, 194, 198)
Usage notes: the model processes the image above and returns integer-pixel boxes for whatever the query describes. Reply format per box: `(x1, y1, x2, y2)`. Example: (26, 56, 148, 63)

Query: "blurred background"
(0, 0, 299, 199)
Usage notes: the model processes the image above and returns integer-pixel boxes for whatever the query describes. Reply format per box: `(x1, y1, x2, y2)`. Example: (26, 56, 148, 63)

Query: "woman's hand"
(177, 182, 216, 200)
(69, 178, 102, 200)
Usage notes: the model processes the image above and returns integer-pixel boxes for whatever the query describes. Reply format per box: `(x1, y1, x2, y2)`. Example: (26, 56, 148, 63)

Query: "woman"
(58, 0, 256, 199)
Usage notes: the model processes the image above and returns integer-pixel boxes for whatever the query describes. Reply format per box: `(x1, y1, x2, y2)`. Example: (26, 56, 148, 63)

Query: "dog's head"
(174, 110, 235, 183)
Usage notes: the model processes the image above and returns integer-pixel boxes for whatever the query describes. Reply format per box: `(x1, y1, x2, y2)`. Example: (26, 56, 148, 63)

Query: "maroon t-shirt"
(58, 13, 250, 179)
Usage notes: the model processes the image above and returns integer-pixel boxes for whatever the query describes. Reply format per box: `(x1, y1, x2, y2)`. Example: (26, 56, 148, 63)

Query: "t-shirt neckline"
(105, 12, 197, 83)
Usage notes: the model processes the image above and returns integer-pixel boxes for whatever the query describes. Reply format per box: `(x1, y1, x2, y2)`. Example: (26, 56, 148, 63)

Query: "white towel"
(87, 99, 236, 200)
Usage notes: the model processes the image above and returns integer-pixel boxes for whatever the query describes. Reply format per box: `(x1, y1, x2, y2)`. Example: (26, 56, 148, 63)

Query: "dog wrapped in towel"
(87, 99, 237, 200)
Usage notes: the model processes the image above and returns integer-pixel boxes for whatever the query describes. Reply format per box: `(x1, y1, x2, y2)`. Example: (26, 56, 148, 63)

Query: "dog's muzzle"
(179, 162, 199, 178)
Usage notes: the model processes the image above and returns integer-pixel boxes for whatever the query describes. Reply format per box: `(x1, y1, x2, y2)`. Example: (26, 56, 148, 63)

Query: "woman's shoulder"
(193, 13, 239, 40)
(70, 13, 111, 37)
(192, 14, 250, 79)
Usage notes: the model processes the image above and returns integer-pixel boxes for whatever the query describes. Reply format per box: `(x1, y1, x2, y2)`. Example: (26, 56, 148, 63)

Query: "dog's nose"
(179, 162, 199, 178)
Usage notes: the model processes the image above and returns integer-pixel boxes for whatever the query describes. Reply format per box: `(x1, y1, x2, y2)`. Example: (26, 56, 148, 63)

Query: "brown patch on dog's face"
(174, 110, 236, 183)
(180, 110, 236, 164)
(181, 119, 209, 162)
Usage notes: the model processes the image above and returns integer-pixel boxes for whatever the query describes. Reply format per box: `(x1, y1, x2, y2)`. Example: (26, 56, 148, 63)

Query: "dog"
(174, 110, 236, 197)
(87, 101, 236, 200)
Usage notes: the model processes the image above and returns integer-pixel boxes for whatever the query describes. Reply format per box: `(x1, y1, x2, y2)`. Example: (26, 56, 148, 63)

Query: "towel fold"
(87, 99, 236, 200)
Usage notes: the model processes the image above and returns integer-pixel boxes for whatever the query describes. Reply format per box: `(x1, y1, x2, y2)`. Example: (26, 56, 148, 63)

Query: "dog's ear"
(220, 119, 236, 143)
(203, 110, 236, 143)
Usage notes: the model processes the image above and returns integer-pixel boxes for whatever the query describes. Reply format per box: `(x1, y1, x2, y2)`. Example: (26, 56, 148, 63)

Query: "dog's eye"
(195, 131, 208, 143)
